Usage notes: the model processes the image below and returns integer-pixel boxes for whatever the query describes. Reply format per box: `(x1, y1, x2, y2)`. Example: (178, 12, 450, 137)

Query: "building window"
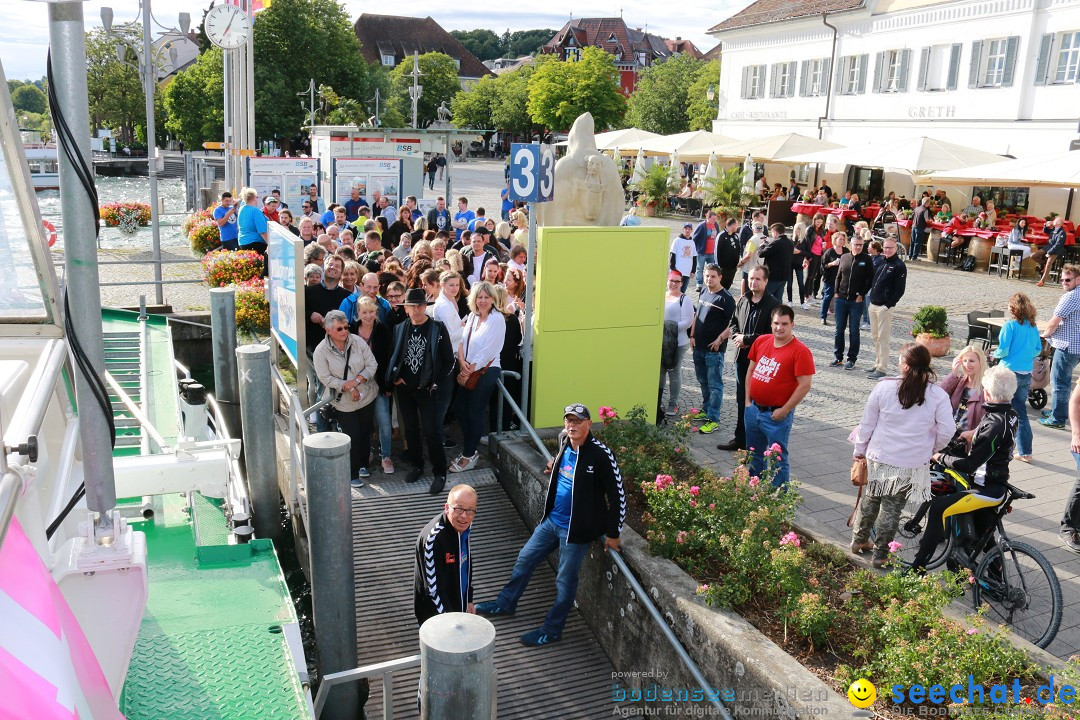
(381, 53, 395, 66)
(885, 51, 902, 91)
(1055, 31, 1080, 83)
(874, 49, 911, 93)
(564, 47, 581, 61)
(973, 185, 1030, 213)
(637, 52, 647, 66)
(741, 64, 766, 99)
(770, 61, 796, 98)
(918, 44, 961, 91)
(969, 36, 1019, 88)
(837, 54, 868, 95)
(799, 58, 831, 97)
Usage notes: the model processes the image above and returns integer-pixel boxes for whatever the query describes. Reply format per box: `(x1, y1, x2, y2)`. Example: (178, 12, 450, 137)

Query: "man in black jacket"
(831, 235, 874, 370)
(715, 217, 743, 290)
(866, 238, 907, 379)
(759, 223, 794, 302)
(387, 288, 456, 493)
(414, 484, 477, 624)
(476, 403, 625, 647)
(718, 266, 779, 452)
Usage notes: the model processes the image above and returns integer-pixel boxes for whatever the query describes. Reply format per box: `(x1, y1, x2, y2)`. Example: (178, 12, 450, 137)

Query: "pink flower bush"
(654, 474, 674, 491)
(779, 531, 800, 547)
(708, 503, 716, 510)
(676, 530, 689, 544)
(697, 584, 709, 594)
(887, 541, 903, 553)
(689, 486, 700, 496)
(689, 500, 697, 508)
(967, 628, 978, 635)
(598, 405, 617, 420)
(749, 476, 760, 488)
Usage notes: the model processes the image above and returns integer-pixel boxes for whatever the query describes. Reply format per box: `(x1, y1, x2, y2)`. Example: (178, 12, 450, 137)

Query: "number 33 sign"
(509, 144, 554, 203)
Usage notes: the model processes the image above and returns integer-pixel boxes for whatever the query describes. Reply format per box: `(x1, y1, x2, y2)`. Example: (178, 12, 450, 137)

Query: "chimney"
(676, 36, 681, 41)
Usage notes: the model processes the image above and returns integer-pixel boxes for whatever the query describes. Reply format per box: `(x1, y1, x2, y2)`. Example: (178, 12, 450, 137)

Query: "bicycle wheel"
(972, 540, 1062, 649)
(896, 506, 952, 570)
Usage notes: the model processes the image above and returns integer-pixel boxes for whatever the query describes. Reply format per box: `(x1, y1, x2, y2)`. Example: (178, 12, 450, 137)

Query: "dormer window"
(608, 33, 617, 42)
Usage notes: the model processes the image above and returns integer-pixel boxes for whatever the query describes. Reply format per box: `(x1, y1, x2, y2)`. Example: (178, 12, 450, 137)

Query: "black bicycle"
(894, 464, 1062, 649)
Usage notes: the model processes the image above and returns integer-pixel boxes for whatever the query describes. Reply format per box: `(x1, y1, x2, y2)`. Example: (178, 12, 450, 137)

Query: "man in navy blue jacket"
(692, 211, 719, 292)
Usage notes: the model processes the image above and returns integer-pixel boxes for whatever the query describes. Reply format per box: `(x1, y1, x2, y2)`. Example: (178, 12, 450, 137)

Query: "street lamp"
(706, 84, 716, 102)
(100, 0, 190, 306)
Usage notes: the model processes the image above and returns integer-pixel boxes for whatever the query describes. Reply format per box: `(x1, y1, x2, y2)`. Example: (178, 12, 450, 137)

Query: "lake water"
(38, 175, 191, 250)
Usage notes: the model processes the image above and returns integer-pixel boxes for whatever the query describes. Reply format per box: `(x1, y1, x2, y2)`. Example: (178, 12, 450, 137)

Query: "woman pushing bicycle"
(909, 365, 1020, 573)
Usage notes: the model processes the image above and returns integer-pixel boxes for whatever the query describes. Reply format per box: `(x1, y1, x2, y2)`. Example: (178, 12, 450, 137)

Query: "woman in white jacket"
(661, 270, 695, 416)
(849, 343, 955, 567)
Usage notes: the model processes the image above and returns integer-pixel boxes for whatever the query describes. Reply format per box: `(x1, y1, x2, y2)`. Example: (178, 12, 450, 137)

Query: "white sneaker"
(801, 302, 810, 310)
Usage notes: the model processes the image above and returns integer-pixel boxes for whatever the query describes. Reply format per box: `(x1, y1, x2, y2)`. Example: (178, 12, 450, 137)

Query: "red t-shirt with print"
(748, 335, 816, 407)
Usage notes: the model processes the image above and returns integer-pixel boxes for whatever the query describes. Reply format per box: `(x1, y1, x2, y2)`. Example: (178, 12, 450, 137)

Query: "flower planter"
(915, 333, 951, 357)
(639, 204, 657, 217)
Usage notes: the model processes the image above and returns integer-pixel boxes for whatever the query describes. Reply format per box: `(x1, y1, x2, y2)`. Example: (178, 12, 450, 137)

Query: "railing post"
(304, 432, 361, 720)
(235, 345, 279, 542)
(210, 287, 240, 437)
(419, 612, 496, 719)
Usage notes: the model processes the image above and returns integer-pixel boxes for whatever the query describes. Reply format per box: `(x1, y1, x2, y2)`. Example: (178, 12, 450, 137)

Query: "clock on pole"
(205, 4, 250, 50)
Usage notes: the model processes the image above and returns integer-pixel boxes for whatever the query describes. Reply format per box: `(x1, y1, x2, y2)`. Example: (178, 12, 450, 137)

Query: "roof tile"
(354, 14, 493, 78)
(708, 0, 864, 33)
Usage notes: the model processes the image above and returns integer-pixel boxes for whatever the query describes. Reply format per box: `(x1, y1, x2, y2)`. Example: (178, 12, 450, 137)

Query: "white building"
(707, 0, 1080, 219)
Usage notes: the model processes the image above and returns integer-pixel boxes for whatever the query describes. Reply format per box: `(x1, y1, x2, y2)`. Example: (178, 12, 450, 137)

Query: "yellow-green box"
(531, 225, 670, 428)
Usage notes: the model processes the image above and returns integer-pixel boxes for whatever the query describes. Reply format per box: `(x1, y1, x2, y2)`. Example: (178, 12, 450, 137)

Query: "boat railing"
(312, 655, 421, 719)
(271, 364, 331, 535)
(490, 375, 734, 720)
(206, 392, 251, 519)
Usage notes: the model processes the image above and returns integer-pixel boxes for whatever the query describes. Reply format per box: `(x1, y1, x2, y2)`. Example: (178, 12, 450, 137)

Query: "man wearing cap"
(476, 403, 625, 647)
(692, 211, 719, 293)
(213, 191, 239, 251)
(386, 288, 456, 494)
(669, 223, 697, 293)
(262, 195, 280, 223)
(414, 484, 478, 625)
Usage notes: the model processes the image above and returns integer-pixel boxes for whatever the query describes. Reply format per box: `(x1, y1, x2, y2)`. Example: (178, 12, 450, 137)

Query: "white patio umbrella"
(781, 136, 1007, 174)
(625, 130, 740, 162)
(742, 153, 755, 195)
(708, 133, 845, 162)
(670, 149, 680, 174)
(594, 127, 662, 152)
(923, 149, 1080, 188)
(703, 152, 719, 183)
(630, 147, 648, 185)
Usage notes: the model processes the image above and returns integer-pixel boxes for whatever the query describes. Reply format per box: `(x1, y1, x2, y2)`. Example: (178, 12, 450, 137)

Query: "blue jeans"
(695, 253, 715, 287)
(1011, 372, 1033, 456)
(455, 367, 502, 457)
(909, 228, 925, 260)
(692, 347, 725, 422)
(1050, 347, 1080, 424)
(495, 516, 591, 636)
(820, 281, 834, 320)
(373, 393, 392, 460)
(745, 403, 795, 488)
(765, 279, 786, 304)
(833, 298, 863, 362)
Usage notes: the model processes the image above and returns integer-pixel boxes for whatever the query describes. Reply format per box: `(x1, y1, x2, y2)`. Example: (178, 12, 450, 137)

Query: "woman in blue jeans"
(352, 296, 396, 474)
(993, 292, 1043, 461)
(450, 282, 506, 473)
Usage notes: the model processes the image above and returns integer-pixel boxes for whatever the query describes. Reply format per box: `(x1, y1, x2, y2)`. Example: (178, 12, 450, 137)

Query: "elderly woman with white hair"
(909, 364, 1019, 573)
(313, 309, 379, 486)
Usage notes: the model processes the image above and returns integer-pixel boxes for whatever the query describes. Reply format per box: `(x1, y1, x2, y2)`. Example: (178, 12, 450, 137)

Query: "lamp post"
(101, 1, 190, 307)
(408, 53, 423, 130)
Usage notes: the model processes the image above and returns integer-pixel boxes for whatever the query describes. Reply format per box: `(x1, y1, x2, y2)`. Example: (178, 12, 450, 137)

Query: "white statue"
(535, 113, 623, 227)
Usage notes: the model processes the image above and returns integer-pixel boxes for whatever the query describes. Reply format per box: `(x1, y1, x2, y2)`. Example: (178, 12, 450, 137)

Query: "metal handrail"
(491, 376, 732, 720)
(0, 470, 22, 549)
(271, 364, 328, 532)
(206, 393, 251, 518)
(313, 655, 421, 719)
(104, 371, 170, 451)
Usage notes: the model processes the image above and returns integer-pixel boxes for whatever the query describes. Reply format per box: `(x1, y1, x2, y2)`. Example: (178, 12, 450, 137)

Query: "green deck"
(119, 493, 308, 718)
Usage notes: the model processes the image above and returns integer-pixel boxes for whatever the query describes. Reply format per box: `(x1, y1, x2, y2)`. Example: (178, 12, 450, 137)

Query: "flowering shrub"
(598, 406, 617, 424)
(182, 207, 214, 237)
(190, 221, 221, 255)
(202, 249, 263, 287)
(235, 278, 269, 333)
(100, 201, 150, 229)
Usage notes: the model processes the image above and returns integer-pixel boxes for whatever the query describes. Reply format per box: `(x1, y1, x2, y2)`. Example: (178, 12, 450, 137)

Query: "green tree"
(451, 74, 497, 129)
(163, 46, 224, 148)
(491, 66, 535, 137)
(626, 53, 704, 135)
(449, 29, 502, 61)
(527, 47, 625, 132)
(387, 52, 461, 128)
(85, 25, 148, 145)
(686, 60, 721, 131)
(252, 0, 369, 141)
(506, 29, 557, 57)
(12, 84, 48, 115)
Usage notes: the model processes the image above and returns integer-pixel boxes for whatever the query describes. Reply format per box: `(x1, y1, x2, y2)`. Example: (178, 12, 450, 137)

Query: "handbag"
(457, 315, 493, 390)
(846, 456, 868, 528)
(319, 344, 352, 423)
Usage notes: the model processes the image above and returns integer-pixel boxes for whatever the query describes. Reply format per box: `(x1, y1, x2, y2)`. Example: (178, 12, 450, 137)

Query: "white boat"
(20, 129, 59, 191)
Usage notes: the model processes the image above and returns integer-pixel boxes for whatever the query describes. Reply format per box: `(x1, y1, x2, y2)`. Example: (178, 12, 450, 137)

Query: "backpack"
(956, 255, 977, 272)
(661, 297, 685, 371)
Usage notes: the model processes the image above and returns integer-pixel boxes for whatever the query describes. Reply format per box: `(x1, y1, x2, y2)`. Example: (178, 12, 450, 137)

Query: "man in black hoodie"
(759, 223, 794, 302)
(715, 217, 743, 291)
(866, 238, 907, 379)
(414, 484, 477, 624)
(830, 235, 874, 370)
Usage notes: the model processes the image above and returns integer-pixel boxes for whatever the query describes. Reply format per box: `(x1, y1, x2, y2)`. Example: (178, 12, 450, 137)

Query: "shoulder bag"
(319, 344, 353, 423)
(457, 315, 493, 390)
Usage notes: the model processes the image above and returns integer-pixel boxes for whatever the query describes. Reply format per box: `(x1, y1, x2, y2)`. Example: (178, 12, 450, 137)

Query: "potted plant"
(632, 163, 678, 217)
(911, 305, 951, 357)
(702, 167, 756, 223)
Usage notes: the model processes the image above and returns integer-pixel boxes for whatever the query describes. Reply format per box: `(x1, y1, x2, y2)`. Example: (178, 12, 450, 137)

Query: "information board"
(245, 157, 320, 211)
(332, 157, 403, 209)
(267, 222, 305, 400)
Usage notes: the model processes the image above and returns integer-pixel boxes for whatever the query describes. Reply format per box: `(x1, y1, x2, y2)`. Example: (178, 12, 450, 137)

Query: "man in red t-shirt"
(745, 305, 816, 487)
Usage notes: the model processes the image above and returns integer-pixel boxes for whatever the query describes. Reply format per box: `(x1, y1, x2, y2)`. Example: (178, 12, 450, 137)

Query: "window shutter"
(821, 58, 832, 96)
(968, 40, 983, 88)
(788, 61, 797, 97)
(1034, 33, 1053, 86)
(857, 54, 869, 94)
(947, 43, 962, 90)
(800, 60, 809, 96)
(873, 51, 886, 93)
(1002, 36, 1020, 87)
(771, 64, 780, 98)
(898, 48, 912, 92)
(917, 46, 931, 91)
(741, 66, 749, 99)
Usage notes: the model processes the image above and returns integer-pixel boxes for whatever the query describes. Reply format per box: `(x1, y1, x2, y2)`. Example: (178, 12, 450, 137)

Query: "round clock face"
(205, 5, 250, 50)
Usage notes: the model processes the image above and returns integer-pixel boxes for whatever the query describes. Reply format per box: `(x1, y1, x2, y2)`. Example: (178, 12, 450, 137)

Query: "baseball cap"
(683, 222, 693, 228)
(563, 403, 591, 420)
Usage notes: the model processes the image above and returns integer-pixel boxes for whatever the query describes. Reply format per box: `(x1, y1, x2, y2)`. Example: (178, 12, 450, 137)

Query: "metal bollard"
(235, 345, 280, 542)
(419, 612, 497, 719)
(210, 287, 240, 438)
(303, 432, 359, 720)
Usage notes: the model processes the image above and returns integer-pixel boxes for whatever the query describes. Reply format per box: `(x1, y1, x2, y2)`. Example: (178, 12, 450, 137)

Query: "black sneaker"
(716, 439, 743, 451)
(822, 318, 828, 326)
(1061, 528, 1080, 554)
(406, 466, 422, 484)
(442, 438, 458, 449)
(828, 359, 843, 367)
(844, 360, 856, 370)
(428, 475, 446, 495)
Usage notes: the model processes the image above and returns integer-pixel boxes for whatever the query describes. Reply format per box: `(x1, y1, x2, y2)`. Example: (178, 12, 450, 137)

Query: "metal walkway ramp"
(352, 469, 617, 718)
(103, 329, 145, 451)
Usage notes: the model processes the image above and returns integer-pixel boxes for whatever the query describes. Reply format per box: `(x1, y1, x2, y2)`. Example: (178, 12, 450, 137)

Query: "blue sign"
(267, 223, 302, 366)
(508, 143, 554, 203)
